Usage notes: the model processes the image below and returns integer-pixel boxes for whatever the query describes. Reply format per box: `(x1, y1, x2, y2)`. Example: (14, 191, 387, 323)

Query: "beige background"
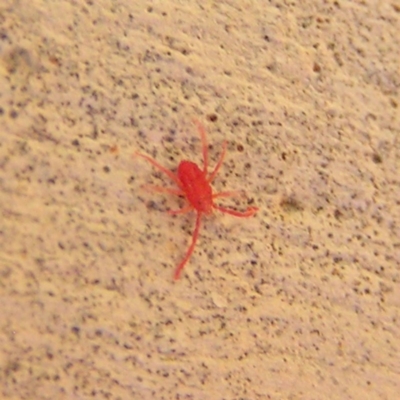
(1, 0, 399, 399)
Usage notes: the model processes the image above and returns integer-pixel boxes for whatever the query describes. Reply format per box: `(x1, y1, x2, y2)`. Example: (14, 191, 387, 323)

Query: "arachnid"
(136, 120, 258, 280)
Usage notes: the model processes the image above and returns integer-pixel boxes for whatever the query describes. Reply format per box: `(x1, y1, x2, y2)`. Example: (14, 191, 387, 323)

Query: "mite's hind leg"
(174, 212, 202, 280)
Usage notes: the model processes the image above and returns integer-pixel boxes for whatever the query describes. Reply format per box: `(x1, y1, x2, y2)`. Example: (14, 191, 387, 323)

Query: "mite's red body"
(136, 121, 258, 280)
(178, 161, 213, 215)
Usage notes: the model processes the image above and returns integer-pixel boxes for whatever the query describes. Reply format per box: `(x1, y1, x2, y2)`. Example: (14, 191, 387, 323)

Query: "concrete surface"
(0, 0, 399, 399)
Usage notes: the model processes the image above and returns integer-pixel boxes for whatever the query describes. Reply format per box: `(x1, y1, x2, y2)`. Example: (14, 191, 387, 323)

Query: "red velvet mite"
(136, 120, 258, 280)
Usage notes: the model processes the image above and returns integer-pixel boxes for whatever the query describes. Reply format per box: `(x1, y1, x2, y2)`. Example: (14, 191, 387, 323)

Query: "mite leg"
(167, 205, 193, 215)
(212, 190, 244, 199)
(208, 140, 227, 183)
(213, 205, 259, 218)
(174, 212, 202, 280)
(136, 152, 183, 189)
(193, 119, 209, 175)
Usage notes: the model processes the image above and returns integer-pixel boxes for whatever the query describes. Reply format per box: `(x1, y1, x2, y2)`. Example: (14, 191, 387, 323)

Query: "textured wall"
(0, 0, 399, 399)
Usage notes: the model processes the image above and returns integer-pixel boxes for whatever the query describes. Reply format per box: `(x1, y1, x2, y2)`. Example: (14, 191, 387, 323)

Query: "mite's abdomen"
(178, 161, 213, 213)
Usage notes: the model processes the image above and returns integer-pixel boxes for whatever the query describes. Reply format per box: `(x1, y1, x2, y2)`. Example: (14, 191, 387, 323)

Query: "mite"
(136, 120, 258, 280)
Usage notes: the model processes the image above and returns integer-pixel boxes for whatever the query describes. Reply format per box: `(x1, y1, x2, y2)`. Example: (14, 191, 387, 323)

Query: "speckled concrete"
(0, 0, 399, 399)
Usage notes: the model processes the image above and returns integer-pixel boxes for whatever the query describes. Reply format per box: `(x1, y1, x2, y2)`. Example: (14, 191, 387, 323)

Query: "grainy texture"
(0, 0, 399, 399)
